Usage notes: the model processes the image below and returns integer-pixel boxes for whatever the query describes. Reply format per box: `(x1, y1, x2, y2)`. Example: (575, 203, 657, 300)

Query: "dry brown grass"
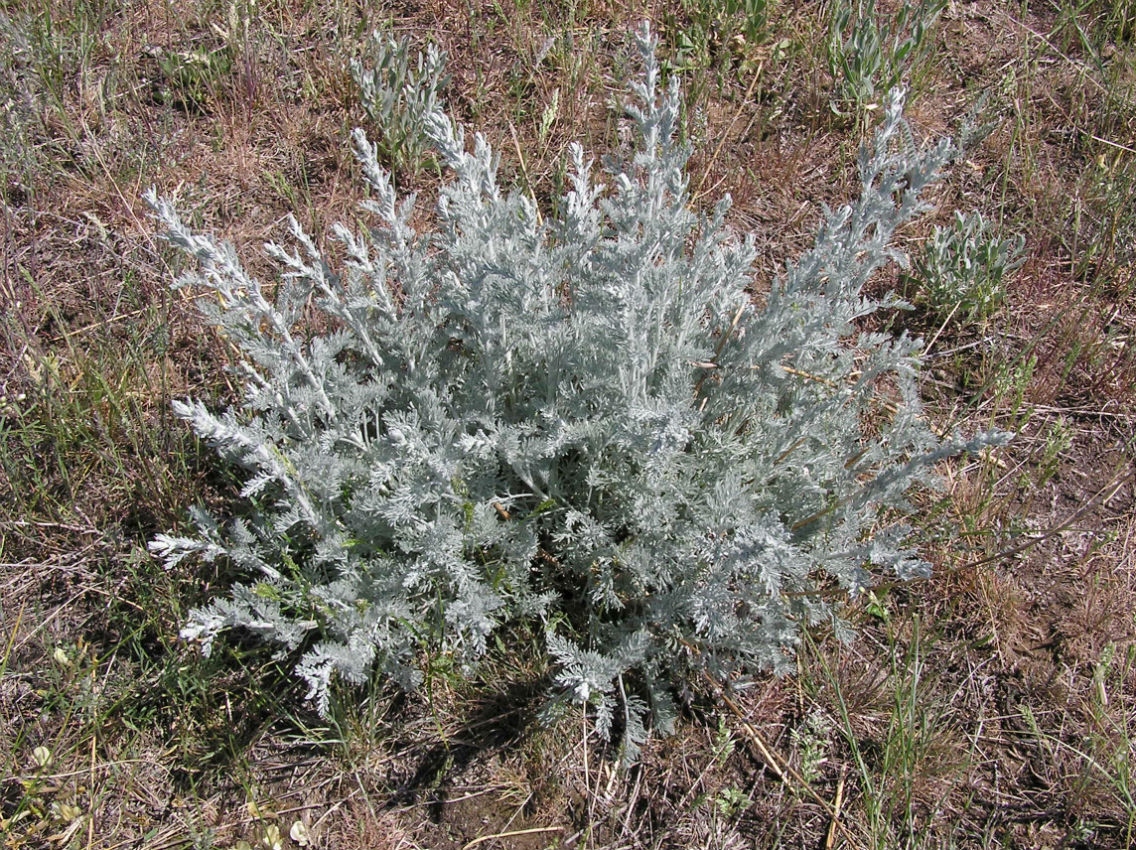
(2, 0, 1135, 847)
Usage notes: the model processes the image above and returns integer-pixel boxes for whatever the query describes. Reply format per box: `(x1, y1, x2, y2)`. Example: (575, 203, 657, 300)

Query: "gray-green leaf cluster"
(351, 29, 448, 180)
(827, 0, 945, 116)
(909, 210, 1027, 327)
(149, 25, 1004, 756)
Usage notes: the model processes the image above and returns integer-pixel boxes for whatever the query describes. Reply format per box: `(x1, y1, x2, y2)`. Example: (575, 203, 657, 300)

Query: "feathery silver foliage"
(149, 24, 1005, 760)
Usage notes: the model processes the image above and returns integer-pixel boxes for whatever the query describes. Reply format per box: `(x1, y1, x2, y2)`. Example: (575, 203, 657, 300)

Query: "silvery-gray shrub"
(149, 26, 1003, 760)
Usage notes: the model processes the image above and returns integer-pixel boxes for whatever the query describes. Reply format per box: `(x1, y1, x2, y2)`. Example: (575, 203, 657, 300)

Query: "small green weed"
(667, 0, 773, 73)
(350, 29, 448, 182)
(906, 210, 1027, 329)
(789, 710, 832, 784)
(152, 43, 234, 112)
(712, 715, 737, 765)
(826, 0, 945, 120)
(1033, 416, 1072, 489)
(714, 786, 752, 817)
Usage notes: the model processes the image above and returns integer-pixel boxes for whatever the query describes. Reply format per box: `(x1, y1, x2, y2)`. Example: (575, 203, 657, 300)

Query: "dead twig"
(825, 772, 846, 849)
(462, 826, 564, 849)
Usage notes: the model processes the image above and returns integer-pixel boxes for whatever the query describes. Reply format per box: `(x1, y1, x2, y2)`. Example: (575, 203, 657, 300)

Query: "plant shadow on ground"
(393, 677, 547, 818)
